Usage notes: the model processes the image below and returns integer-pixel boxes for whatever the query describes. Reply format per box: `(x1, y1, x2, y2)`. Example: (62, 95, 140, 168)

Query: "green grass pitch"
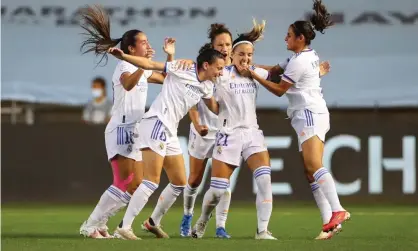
(2, 204, 417, 251)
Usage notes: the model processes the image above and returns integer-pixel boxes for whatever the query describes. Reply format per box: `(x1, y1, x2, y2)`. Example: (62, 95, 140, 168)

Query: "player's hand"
(107, 47, 125, 60)
(176, 59, 195, 70)
(320, 61, 331, 77)
(145, 48, 156, 59)
(270, 65, 283, 75)
(163, 37, 176, 56)
(236, 64, 252, 78)
(194, 124, 209, 137)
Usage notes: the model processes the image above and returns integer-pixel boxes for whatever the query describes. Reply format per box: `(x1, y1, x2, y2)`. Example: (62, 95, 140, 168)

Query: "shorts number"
(117, 127, 134, 145)
(216, 133, 229, 146)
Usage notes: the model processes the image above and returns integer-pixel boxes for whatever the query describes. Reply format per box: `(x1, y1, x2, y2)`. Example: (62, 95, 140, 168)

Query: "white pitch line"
(275, 212, 418, 216)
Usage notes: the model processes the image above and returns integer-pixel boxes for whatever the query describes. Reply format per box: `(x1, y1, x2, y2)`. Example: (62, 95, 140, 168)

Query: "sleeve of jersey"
(254, 67, 269, 80)
(202, 82, 214, 99)
(214, 87, 220, 102)
(144, 70, 153, 79)
(163, 60, 177, 74)
(119, 61, 137, 75)
(117, 61, 137, 84)
(282, 58, 304, 84)
(278, 57, 291, 70)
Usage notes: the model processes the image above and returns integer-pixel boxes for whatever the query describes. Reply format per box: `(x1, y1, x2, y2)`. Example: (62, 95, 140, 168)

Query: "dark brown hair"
(208, 23, 233, 44)
(79, 5, 142, 66)
(199, 43, 213, 54)
(197, 44, 226, 69)
(291, 0, 333, 45)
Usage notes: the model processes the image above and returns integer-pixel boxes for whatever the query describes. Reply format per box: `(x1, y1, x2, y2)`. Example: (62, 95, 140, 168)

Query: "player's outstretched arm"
(108, 38, 176, 71)
(250, 70, 292, 97)
(108, 47, 165, 71)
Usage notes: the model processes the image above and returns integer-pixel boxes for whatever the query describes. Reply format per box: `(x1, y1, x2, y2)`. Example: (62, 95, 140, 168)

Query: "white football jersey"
(106, 60, 152, 132)
(143, 61, 214, 135)
(215, 66, 269, 134)
(281, 49, 328, 117)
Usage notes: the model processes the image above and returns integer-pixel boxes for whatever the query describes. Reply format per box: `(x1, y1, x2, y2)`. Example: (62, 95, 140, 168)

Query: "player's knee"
(113, 173, 134, 192)
(127, 180, 140, 194)
(170, 178, 187, 187)
(303, 159, 322, 176)
(187, 173, 203, 188)
(144, 173, 161, 184)
(304, 169, 315, 183)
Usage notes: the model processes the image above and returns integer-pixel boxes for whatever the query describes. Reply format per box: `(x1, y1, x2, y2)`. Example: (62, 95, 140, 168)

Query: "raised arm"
(108, 48, 165, 71)
(144, 38, 176, 84)
(108, 37, 176, 72)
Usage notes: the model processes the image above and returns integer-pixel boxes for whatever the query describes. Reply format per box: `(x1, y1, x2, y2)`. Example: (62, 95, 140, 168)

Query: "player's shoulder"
(293, 49, 318, 60)
(114, 60, 138, 78)
(117, 60, 136, 70)
(225, 65, 234, 71)
(166, 61, 196, 77)
(289, 50, 316, 66)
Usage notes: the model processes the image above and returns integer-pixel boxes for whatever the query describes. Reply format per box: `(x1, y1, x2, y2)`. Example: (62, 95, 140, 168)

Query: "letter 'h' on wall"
(369, 136, 416, 194)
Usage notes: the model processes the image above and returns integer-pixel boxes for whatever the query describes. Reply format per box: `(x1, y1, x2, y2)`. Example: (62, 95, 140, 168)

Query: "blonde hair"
(232, 18, 266, 49)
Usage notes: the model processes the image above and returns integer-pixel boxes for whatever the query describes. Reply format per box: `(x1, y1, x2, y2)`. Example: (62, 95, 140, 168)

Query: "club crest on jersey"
(217, 146, 222, 154)
(159, 142, 165, 150)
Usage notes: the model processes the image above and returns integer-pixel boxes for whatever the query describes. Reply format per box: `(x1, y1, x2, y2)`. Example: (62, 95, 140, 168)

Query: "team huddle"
(79, 0, 350, 241)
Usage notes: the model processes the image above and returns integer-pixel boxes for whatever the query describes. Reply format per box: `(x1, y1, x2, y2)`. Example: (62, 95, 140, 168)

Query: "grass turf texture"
(2, 204, 417, 251)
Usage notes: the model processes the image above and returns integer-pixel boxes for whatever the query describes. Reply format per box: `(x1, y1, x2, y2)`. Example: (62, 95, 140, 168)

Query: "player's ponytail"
(310, 0, 333, 34)
(79, 5, 120, 66)
(232, 19, 266, 50)
(291, 0, 333, 45)
(208, 23, 233, 44)
(80, 5, 143, 66)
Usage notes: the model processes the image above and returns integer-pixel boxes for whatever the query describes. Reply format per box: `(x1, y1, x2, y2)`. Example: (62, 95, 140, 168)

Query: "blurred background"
(1, 0, 417, 205)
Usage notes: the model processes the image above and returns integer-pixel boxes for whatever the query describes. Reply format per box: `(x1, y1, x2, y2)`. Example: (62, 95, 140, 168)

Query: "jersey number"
(216, 133, 229, 146)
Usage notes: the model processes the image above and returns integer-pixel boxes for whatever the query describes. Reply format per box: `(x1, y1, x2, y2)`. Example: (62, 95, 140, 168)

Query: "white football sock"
(120, 180, 158, 229)
(183, 184, 198, 215)
(150, 183, 185, 226)
(313, 168, 344, 212)
(253, 166, 273, 233)
(87, 185, 124, 226)
(310, 182, 332, 224)
(215, 186, 231, 228)
(198, 178, 229, 223)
